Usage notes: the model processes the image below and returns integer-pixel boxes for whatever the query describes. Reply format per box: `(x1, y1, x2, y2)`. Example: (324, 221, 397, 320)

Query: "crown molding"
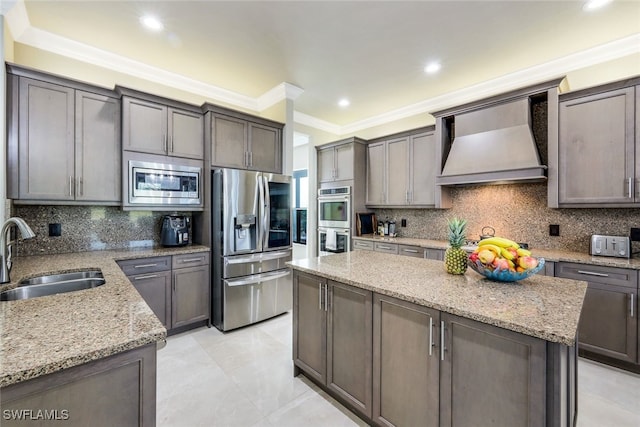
(4, 0, 639, 136)
(257, 82, 304, 111)
(293, 111, 341, 135)
(341, 33, 640, 135)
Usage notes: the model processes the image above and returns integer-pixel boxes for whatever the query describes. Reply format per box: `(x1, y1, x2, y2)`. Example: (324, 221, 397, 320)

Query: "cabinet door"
(425, 249, 444, 261)
(334, 143, 354, 181)
(293, 272, 327, 384)
(211, 114, 247, 169)
(439, 313, 546, 427)
(129, 270, 171, 329)
(168, 108, 203, 159)
(366, 142, 386, 205)
(327, 281, 372, 418)
(386, 137, 409, 205)
(410, 131, 436, 206)
(18, 78, 75, 200)
(373, 294, 440, 427)
(122, 97, 167, 155)
(75, 91, 121, 202)
(559, 87, 635, 204)
(578, 282, 637, 363)
(172, 265, 210, 329)
(317, 147, 336, 183)
(248, 122, 281, 173)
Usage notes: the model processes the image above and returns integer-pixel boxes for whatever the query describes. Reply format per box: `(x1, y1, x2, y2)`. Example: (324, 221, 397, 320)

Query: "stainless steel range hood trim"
(437, 98, 547, 187)
(436, 166, 547, 186)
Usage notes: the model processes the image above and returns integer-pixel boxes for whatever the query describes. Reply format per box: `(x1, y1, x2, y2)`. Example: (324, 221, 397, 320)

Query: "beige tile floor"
(157, 312, 640, 427)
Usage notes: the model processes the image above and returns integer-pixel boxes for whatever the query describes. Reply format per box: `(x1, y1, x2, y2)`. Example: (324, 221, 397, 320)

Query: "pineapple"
(445, 218, 468, 275)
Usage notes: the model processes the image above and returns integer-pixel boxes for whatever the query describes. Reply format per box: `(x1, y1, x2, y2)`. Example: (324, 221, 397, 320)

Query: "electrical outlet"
(401, 219, 407, 227)
(549, 224, 560, 236)
(49, 223, 61, 237)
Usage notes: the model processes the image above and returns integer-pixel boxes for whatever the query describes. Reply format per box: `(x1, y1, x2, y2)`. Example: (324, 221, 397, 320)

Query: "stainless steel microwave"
(128, 160, 201, 206)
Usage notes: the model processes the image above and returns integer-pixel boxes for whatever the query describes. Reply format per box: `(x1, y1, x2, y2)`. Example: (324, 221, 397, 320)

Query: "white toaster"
(590, 235, 631, 258)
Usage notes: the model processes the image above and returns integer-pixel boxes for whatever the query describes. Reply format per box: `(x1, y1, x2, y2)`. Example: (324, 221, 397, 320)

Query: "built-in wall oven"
(318, 186, 350, 229)
(318, 227, 350, 256)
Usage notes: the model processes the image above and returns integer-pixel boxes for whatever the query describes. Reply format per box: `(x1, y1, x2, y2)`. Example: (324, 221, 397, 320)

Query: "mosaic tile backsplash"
(374, 183, 640, 254)
(11, 206, 193, 256)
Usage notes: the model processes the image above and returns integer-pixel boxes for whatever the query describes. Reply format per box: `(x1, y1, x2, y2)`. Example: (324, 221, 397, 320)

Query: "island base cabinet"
(372, 294, 439, 427)
(293, 271, 373, 418)
(439, 313, 547, 427)
(0, 344, 156, 427)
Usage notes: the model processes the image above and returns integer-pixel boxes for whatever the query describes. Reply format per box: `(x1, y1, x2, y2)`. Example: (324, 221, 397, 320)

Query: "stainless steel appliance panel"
(263, 173, 293, 251)
(318, 227, 350, 256)
(222, 269, 292, 331)
(221, 169, 262, 256)
(129, 160, 201, 206)
(223, 249, 292, 279)
(318, 186, 351, 229)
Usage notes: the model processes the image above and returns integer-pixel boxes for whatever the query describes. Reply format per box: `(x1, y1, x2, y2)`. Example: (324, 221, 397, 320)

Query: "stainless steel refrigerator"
(211, 168, 292, 331)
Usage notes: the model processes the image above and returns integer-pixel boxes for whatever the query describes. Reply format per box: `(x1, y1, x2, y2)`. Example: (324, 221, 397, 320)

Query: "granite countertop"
(353, 234, 640, 270)
(288, 250, 587, 346)
(0, 245, 209, 387)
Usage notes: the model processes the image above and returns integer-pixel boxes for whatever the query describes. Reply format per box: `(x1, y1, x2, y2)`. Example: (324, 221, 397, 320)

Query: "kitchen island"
(0, 245, 209, 426)
(289, 251, 587, 427)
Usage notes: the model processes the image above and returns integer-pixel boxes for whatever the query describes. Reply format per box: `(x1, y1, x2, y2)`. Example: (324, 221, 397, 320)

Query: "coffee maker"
(160, 215, 190, 247)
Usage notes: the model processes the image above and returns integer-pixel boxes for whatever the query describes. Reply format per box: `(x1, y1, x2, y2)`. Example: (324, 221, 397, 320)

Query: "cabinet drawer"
(374, 242, 398, 254)
(555, 262, 637, 288)
(118, 256, 172, 275)
(398, 245, 425, 258)
(173, 252, 210, 269)
(353, 239, 374, 250)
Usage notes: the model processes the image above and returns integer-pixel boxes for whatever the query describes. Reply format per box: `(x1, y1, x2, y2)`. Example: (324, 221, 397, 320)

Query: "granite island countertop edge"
(0, 245, 210, 387)
(288, 251, 587, 347)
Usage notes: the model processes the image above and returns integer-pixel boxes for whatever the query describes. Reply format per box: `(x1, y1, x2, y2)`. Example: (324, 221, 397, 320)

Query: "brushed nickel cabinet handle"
(429, 317, 434, 357)
(403, 249, 418, 253)
(69, 176, 73, 196)
(631, 294, 635, 318)
(163, 134, 168, 153)
(318, 282, 323, 310)
(628, 177, 633, 199)
(134, 274, 158, 280)
(577, 270, 609, 277)
(440, 320, 446, 361)
(134, 263, 159, 269)
(179, 257, 204, 263)
(324, 284, 329, 312)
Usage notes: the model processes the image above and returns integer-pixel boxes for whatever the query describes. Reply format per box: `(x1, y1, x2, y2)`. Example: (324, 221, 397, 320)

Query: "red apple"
(492, 258, 510, 271)
(517, 256, 539, 270)
(478, 249, 496, 265)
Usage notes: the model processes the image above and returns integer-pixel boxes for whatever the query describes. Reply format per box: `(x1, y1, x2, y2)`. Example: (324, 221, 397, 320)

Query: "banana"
(478, 237, 520, 249)
(516, 248, 532, 257)
(475, 243, 502, 255)
(500, 247, 516, 260)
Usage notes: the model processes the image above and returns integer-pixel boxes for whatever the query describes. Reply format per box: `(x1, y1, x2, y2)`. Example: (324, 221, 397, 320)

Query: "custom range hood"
(436, 98, 547, 186)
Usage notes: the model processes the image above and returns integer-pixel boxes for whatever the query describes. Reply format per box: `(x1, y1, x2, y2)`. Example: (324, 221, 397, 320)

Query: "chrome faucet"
(1, 217, 36, 284)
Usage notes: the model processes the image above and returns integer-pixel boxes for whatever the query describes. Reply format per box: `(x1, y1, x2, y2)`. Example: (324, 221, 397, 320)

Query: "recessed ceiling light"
(583, 0, 612, 11)
(424, 62, 441, 74)
(338, 99, 350, 108)
(140, 15, 164, 32)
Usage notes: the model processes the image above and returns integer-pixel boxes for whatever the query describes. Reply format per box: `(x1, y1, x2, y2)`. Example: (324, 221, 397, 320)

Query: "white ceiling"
(5, 0, 640, 132)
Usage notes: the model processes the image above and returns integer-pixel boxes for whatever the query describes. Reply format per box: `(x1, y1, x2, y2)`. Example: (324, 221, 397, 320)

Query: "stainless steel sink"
(0, 270, 105, 301)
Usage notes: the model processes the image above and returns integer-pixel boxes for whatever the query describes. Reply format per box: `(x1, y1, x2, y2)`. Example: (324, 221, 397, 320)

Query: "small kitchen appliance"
(160, 215, 190, 247)
(590, 235, 631, 258)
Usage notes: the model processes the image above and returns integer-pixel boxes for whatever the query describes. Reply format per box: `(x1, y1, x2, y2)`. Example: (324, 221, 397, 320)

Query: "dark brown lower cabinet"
(373, 294, 439, 427)
(556, 262, 638, 365)
(439, 313, 546, 427)
(293, 271, 373, 418)
(293, 271, 576, 427)
(1, 344, 156, 427)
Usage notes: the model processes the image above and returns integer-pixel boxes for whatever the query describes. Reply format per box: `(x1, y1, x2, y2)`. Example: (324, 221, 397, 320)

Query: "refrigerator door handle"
(257, 173, 265, 252)
(225, 250, 291, 265)
(263, 175, 271, 250)
(225, 270, 291, 287)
